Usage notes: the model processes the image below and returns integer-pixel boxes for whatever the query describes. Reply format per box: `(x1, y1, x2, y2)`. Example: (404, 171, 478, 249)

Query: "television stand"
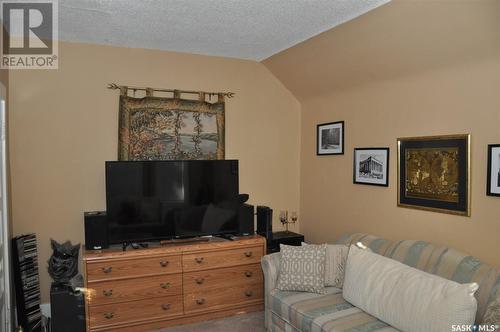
(83, 235, 265, 331)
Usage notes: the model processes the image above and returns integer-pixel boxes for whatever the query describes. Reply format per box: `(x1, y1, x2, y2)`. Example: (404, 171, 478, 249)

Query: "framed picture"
(487, 144, 500, 197)
(397, 134, 471, 216)
(118, 94, 225, 161)
(317, 121, 344, 155)
(353, 148, 389, 187)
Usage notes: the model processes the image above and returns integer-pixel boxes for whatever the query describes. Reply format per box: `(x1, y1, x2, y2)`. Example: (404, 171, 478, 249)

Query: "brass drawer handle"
(160, 282, 171, 289)
(196, 298, 205, 305)
(244, 271, 253, 278)
(245, 290, 253, 297)
(244, 251, 253, 257)
(102, 267, 112, 274)
(195, 278, 205, 285)
(161, 304, 171, 311)
(102, 289, 113, 297)
(160, 260, 169, 267)
(195, 257, 204, 264)
(104, 312, 114, 319)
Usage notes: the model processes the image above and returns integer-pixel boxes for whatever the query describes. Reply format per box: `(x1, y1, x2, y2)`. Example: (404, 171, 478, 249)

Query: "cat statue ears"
(48, 239, 81, 284)
(50, 239, 80, 258)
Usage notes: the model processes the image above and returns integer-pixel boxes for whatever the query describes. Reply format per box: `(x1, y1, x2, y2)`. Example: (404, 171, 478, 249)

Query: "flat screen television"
(105, 160, 239, 244)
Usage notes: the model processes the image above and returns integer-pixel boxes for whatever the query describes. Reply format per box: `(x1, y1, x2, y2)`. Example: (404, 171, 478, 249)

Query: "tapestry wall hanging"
(397, 134, 471, 216)
(109, 83, 234, 160)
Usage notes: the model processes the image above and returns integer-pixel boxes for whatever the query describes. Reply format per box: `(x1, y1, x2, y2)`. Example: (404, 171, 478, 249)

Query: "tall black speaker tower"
(84, 211, 109, 250)
(256, 206, 273, 239)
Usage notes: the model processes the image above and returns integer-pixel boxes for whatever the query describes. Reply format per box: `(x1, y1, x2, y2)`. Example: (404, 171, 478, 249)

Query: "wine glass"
(279, 210, 288, 232)
(290, 211, 298, 225)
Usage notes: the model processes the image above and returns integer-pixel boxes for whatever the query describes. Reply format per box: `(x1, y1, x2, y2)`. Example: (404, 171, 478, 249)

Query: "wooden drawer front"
(182, 246, 263, 272)
(88, 274, 182, 305)
(87, 255, 182, 282)
(89, 295, 183, 328)
(184, 282, 263, 313)
(183, 264, 263, 292)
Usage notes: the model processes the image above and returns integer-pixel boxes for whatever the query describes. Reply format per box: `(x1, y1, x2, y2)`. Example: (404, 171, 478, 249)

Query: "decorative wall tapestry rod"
(107, 83, 235, 99)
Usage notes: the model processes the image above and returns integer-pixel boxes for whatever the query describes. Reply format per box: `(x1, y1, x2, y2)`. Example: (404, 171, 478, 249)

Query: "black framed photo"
(317, 121, 344, 155)
(353, 148, 389, 187)
(487, 144, 500, 197)
(397, 134, 470, 216)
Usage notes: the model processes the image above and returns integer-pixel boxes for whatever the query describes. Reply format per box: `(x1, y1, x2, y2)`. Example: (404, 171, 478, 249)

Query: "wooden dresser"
(83, 235, 265, 332)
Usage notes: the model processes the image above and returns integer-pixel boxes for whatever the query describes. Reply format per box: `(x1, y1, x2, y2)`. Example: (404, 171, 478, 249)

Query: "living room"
(0, 0, 499, 331)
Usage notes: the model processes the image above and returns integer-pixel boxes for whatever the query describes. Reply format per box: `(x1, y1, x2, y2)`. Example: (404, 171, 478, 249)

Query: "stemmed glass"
(279, 211, 288, 232)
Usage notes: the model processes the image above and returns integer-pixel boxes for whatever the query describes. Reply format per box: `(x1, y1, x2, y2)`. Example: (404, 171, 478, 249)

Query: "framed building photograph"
(487, 144, 500, 197)
(353, 148, 389, 187)
(397, 134, 470, 216)
(317, 121, 344, 155)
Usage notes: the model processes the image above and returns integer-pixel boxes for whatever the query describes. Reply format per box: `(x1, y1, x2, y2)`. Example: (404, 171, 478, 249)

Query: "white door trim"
(0, 81, 13, 332)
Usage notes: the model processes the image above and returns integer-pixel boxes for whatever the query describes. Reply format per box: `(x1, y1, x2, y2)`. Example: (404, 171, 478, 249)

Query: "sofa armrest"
(483, 284, 500, 325)
(261, 252, 281, 329)
(261, 252, 281, 292)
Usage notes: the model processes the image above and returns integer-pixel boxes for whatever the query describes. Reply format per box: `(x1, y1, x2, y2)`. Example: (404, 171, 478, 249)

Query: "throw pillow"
(277, 244, 327, 294)
(302, 242, 348, 288)
(343, 245, 479, 332)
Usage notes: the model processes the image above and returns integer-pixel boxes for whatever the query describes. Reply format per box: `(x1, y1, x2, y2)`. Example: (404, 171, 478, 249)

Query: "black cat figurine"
(47, 239, 80, 284)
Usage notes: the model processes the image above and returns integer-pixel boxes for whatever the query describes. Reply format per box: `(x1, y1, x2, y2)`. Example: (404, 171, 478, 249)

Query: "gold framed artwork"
(397, 134, 471, 216)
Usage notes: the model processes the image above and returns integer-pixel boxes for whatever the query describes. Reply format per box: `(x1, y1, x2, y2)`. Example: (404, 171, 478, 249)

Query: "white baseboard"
(40, 303, 51, 318)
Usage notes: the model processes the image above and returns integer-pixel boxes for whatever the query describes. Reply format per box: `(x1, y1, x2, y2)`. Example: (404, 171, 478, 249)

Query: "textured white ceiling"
(58, 0, 390, 61)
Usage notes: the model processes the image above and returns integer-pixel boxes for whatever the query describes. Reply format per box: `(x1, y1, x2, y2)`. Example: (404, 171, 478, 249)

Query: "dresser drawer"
(183, 264, 263, 292)
(88, 274, 182, 305)
(88, 295, 183, 328)
(184, 282, 263, 313)
(87, 255, 182, 282)
(182, 246, 263, 272)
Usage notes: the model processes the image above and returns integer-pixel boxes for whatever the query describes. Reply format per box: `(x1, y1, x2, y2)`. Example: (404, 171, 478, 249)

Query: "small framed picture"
(487, 144, 500, 197)
(317, 121, 344, 155)
(353, 148, 389, 187)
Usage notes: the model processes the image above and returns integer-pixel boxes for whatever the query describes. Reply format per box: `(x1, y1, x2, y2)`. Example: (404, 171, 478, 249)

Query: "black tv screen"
(105, 160, 239, 243)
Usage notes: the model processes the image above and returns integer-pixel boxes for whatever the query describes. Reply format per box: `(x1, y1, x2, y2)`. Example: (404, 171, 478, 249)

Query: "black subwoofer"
(50, 283, 85, 332)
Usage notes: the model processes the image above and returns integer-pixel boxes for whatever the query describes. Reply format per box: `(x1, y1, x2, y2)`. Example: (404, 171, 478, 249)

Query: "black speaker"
(238, 204, 254, 236)
(256, 206, 273, 239)
(50, 283, 85, 332)
(84, 211, 109, 250)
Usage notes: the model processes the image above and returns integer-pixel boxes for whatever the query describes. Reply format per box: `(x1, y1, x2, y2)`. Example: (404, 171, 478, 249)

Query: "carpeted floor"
(158, 311, 265, 332)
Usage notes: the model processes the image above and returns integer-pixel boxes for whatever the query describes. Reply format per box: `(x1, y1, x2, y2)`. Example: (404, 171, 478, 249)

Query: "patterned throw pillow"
(277, 244, 327, 294)
(324, 244, 349, 288)
(302, 242, 349, 288)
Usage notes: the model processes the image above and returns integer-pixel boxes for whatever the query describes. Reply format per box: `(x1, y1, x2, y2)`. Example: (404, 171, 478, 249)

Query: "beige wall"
(265, 0, 500, 267)
(9, 42, 301, 301)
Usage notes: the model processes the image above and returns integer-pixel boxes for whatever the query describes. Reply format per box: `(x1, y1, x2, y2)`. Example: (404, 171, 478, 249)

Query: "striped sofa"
(261, 233, 500, 332)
